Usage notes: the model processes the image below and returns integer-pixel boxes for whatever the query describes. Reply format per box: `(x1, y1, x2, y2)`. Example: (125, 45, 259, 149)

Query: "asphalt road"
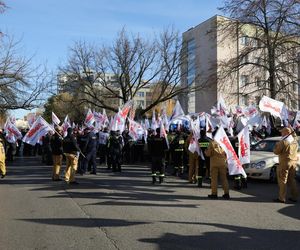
(0, 156, 300, 250)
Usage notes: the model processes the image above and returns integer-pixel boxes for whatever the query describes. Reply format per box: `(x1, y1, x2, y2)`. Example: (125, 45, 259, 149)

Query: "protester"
(273, 127, 299, 203)
(82, 127, 98, 175)
(50, 127, 64, 181)
(0, 130, 6, 178)
(205, 130, 230, 199)
(148, 128, 168, 184)
(63, 127, 81, 184)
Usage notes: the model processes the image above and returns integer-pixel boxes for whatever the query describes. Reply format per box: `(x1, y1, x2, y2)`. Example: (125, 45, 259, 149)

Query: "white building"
(181, 15, 300, 113)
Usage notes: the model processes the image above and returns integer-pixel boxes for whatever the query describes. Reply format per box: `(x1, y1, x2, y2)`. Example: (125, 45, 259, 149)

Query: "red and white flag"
(84, 109, 95, 128)
(22, 116, 54, 146)
(62, 115, 71, 137)
(160, 121, 169, 149)
(214, 126, 247, 177)
(217, 96, 228, 116)
(238, 126, 250, 165)
(111, 111, 125, 132)
(52, 111, 61, 125)
(170, 100, 184, 122)
(259, 96, 284, 118)
(128, 119, 143, 141)
(4, 119, 22, 143)
(119, 100, 133, 119)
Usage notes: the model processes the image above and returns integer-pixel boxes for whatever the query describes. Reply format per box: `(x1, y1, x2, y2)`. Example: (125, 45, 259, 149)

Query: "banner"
(52, 111, 61, 125)
(22, 116, 54, 146)
(238, 126, 250, 165)
(214, 126, 247, 177)
(259, 96, 284, 118)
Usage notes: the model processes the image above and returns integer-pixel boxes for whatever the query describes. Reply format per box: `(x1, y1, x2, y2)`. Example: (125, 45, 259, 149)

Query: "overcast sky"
(1, 0, 223, 118)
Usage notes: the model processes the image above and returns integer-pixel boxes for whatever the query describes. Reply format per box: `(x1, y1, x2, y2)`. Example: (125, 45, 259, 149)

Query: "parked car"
(244, 137, 300, 182)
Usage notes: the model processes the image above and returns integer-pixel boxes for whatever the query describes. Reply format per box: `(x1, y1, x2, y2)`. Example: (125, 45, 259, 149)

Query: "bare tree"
(59, 28, 200, 116)
(0, 35, 53, 111)
(217, 0, 300, 104)
(0, 1, 53, 113)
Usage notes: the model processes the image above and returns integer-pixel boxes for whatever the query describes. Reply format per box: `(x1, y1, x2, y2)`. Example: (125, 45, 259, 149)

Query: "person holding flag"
(205, 129, 230, 199)
(63, 127, 81, 184)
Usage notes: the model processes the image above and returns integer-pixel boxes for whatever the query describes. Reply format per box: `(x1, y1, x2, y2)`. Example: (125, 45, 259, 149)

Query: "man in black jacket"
(63, 127, 81, 184)
(50, 127, 63, 181)
(148, 128, 168, 184)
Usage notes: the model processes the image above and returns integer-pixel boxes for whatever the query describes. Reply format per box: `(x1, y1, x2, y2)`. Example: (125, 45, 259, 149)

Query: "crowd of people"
(0, 120, 298, 203)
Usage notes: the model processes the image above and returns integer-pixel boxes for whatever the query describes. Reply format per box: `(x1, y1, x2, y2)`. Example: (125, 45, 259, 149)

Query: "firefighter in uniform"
(0, 133, 6, 178)
(186, 133, 198, 184)
(50, 127, 63, 181)
(148, 128, 168, 184)
(205, 131, 230, 199)
(273, 127, 299, 203)
(108, 130, 123, 172)
(171, 130, 185, 176)
(198, 130, 211, 187)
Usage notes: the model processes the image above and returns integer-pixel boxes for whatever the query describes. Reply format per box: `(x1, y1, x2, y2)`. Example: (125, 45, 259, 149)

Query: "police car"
(244, 137, 300, 182)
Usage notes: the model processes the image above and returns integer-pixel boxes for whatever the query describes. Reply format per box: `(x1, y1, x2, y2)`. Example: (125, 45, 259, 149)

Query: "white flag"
(259, 96, 284, 118)
(160, 121, 169, 149)
(293, 111, 300, 129)
(238, 126, 250, 165)
(128, 119, 143, 141)
(4, 119, 22, 143)
(62, 115, 71, 137)
(214, 126, 247, 177)
(170, 100, 184, 121)
(52, 111, 61, 125)
(151, 109, 158, 131)
(119, 100, 133, 119)
(22, 116, 54, 146)
(84, 109, 95, 128)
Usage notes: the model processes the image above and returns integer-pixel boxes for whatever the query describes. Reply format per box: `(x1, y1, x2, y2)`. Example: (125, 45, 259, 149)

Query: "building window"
(187, 39, 196, 86)
(240, 36, 250, 46)
(292, 100, 297, 109)
(241, 54, 249, 64)
(242, 94, 248, 106)
(136, 100, 145, 107)
(255, 77, 263, 88)
(254, 56, 261, 65)
(240, 75, 249, 87)
(136, 91, 145, 97)
(293, 82, 298, 92)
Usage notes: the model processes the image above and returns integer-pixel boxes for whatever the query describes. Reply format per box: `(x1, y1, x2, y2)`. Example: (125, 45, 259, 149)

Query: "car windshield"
(252, 139, 300, 152)
(252, 140, 278, 152)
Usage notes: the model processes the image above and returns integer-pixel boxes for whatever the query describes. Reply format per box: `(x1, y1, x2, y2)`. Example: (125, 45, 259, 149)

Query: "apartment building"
(57, 72, 175, 117)
(181, 15, 300, 113)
